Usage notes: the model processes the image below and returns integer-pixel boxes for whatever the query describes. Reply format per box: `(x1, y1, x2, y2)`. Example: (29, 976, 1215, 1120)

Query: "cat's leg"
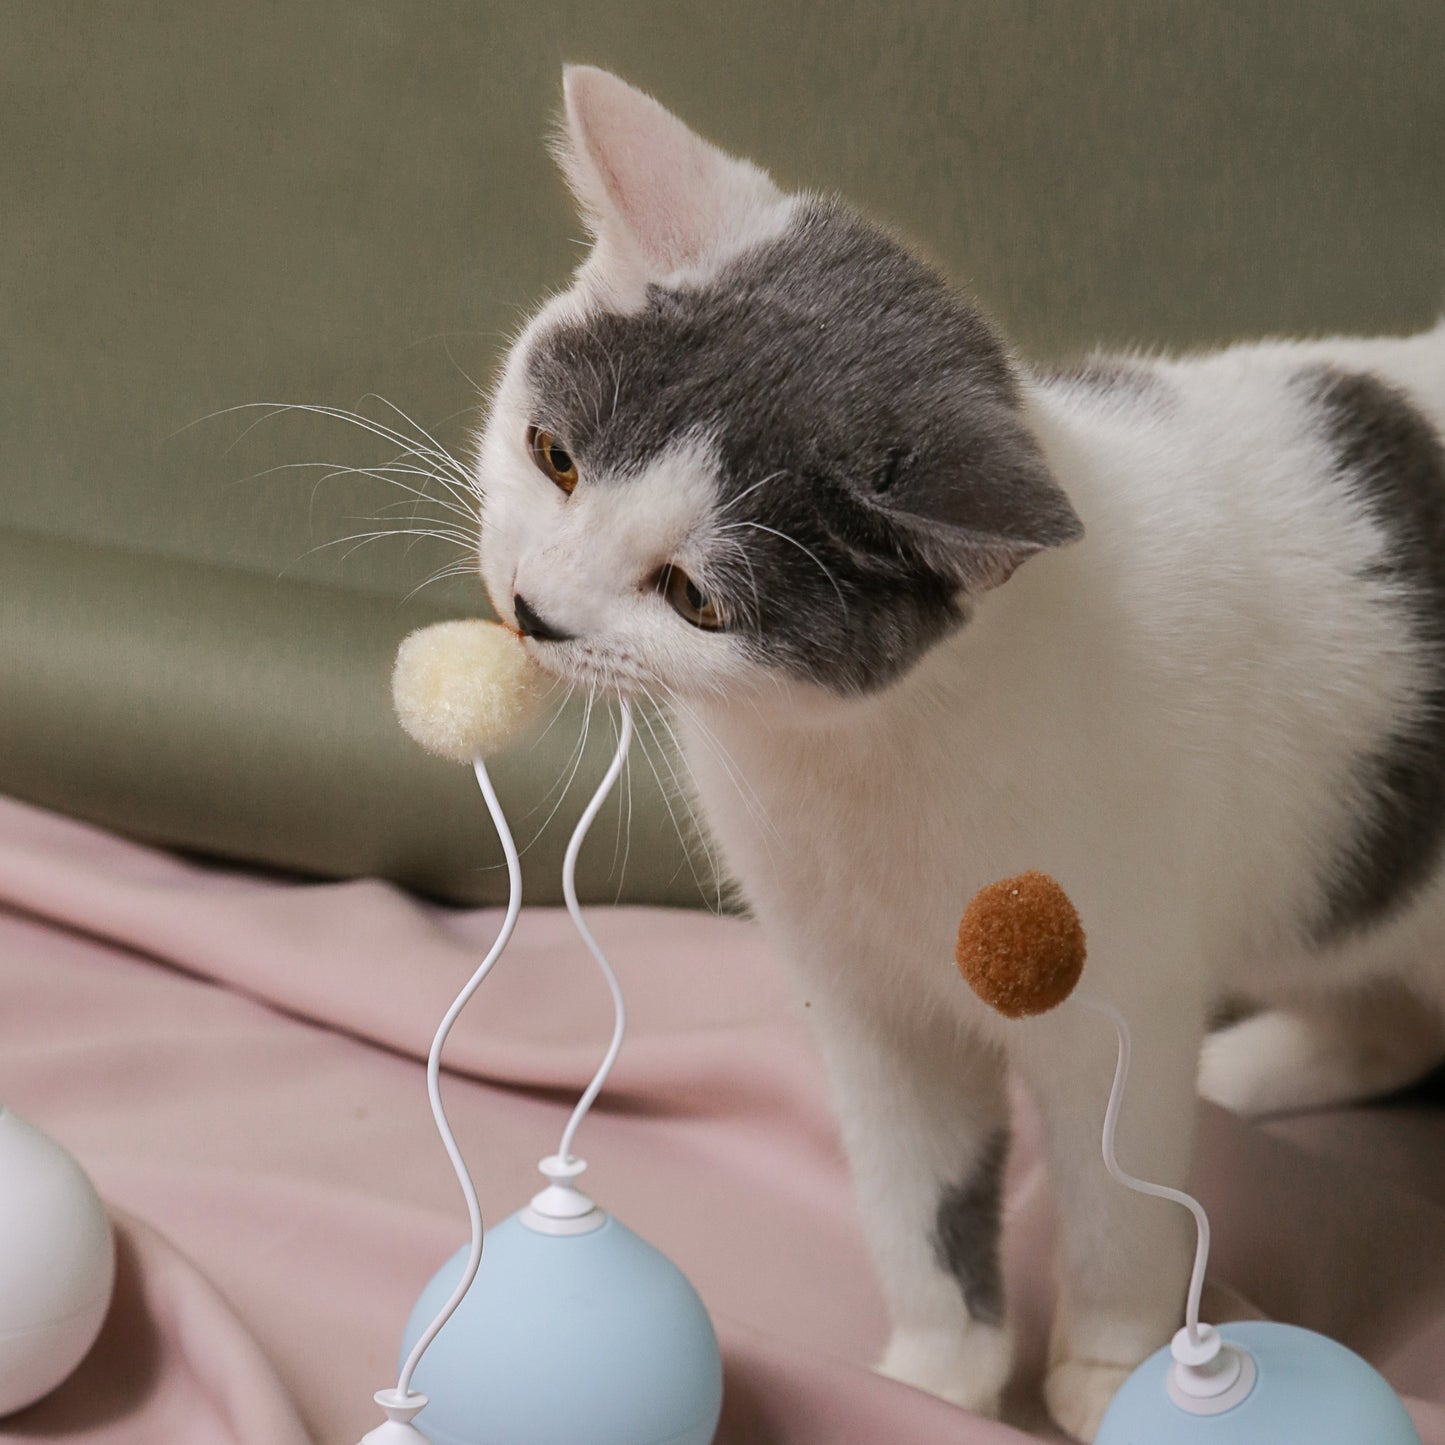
(1010, 985, 1203, 1443)
(1199, 981, 1445, 1117)
(807, 994, 1015, 1417)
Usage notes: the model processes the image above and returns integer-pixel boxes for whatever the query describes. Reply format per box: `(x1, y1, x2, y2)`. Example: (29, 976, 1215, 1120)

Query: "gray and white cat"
(476, 67, 1445, 1441)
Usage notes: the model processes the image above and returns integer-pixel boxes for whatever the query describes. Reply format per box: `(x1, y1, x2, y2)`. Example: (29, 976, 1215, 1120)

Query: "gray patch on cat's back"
(525, 200, 1082, 693)
(931, 1128, 1008, 1326)
(1303, 365, 1445, 944)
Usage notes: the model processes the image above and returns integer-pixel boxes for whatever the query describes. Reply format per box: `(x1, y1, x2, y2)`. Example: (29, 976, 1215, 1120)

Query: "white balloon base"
(0, 1109, 115, 1418)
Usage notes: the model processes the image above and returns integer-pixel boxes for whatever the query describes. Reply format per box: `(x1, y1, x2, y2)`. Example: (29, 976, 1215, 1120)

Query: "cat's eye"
(526, 425, 579, 494)
(659, 565, 724, 631)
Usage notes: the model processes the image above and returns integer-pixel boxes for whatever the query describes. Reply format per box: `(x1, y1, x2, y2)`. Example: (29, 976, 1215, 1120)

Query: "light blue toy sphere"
(399, 1211, 723, 1445)
(1097, 1320, 1420, 1444)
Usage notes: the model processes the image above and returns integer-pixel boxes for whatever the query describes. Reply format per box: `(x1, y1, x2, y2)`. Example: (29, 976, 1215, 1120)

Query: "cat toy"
(955, 871, 1422, 1443)
(0, 1108, 115, 1415)
(358, 620, 723, 1445)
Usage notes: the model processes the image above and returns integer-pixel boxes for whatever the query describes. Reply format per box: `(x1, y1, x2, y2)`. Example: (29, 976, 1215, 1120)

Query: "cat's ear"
(874, 405, 1084, 593)
(555, 66, 787, 280)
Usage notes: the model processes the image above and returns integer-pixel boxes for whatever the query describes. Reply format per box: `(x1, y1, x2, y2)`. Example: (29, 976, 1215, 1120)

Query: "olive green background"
(4, 2, 1443, 904)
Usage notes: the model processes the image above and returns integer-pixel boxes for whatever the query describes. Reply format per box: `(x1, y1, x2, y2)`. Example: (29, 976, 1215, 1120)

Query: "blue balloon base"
(399, 1210, 722, 1445)
(1097, 1320, 1420, 1443)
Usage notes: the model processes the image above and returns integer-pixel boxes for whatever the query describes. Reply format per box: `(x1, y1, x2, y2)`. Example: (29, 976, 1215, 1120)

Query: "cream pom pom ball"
(392, 620, 551, 763)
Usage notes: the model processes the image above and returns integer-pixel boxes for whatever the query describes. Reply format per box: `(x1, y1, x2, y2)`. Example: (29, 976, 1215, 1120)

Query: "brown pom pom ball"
(955, 871, 1087, 1019)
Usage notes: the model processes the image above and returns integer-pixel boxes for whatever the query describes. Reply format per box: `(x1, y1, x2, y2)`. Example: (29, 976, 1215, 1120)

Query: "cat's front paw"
(1199, 999, 1444, 1117)
(876, 1323, 1011, 1418)
(1197, 1010, 1314, 1116)
(1044, 1357, 1133, 1443)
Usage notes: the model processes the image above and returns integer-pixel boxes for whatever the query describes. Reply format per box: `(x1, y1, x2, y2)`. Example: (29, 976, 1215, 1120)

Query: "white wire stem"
(555, 699, 634, 1165)
(394, 754, 523, 1400)
(1072, 990, 1211, 1351)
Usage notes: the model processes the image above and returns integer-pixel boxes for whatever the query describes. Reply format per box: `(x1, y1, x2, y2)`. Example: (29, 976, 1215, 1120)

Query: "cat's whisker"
(719, 518, 850, 620)
(371, 498, 481, 536)
(516, 683, 602, 859)
(338, 456, 480, 509)
(400, 557, 487, 604)
(582, 352, 607, 437)
(655, 681, 777, 848)
(402, 333, 494, 399)
(345, 503, 477, 536)
(213, 400, 488, 579)
(604, 701, 633, 893)
(525, 676, 577, 757)
(633, 690, 724, 913)
(616, 706, 636, 904)
(295, 524, 474, 570)
(647, 690, 766, 886)
(189, 401, 468, 493)
(324, 521, 475, 552)
(629, 689, 722, 912)
(338, 497, 473, 531)
(228, 454, 478, 515)
(366, 444, 479, 526)
(715, 469, 788, 519)
(312, 473, 477, 556)
(712, 534, 763, 628)
(356, 392, 478, 491)
(607, 353, 623, 425)
(314, 420, 473, 538)
(411, 560, 480, 579)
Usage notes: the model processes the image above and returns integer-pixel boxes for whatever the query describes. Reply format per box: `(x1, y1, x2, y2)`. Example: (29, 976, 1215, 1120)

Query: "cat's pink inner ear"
(559, 65, 780, 275)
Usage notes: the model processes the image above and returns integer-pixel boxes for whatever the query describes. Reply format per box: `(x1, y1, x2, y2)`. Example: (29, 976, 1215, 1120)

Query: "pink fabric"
(0, 793, 1440, 1443)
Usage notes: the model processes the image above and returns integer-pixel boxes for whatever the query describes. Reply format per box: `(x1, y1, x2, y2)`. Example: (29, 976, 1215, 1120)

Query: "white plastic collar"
(520, 1154, 606, 1236)
(359, 1388, 431, 1443)
(1167, 1327, 1257, 1415)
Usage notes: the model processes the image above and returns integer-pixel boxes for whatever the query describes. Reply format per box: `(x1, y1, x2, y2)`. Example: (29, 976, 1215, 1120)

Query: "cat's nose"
(512, 592, 573, 643)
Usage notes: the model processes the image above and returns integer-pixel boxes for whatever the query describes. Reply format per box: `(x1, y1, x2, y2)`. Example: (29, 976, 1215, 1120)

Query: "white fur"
(1198, 978, 1445, 1115)
(676, 331, 1445, 1439)
(477, 71, 1445, 1441)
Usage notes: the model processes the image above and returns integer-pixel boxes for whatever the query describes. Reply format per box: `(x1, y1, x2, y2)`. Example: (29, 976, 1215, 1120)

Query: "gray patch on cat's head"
(1302, 365, 1445, 945)
(931, 1127, 1008, 1327)
(525, 199, 1082, 693)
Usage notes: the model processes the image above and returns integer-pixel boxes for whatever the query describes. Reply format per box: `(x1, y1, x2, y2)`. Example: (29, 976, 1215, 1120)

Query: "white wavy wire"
(392, 698, 634, 1401)
(1074, 991, 1210, 1350)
